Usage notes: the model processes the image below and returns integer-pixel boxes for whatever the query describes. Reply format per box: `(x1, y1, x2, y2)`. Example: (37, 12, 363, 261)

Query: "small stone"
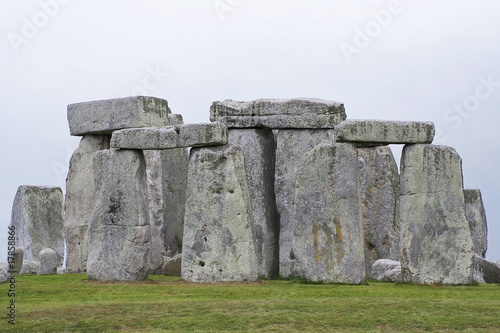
(160, 254, 182, 276)
(464, 189, 488, 257)
(371, 259, 402, 282)
(57, 267, 67, 275)
(38, 248, 58, 275)
(0, 263, 9, 283)
(20, 260, 40, 274)
(473, 255, 500, 284)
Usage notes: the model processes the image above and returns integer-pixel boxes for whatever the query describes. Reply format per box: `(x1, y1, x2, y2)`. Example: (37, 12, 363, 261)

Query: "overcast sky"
(1, 0, 499, 262)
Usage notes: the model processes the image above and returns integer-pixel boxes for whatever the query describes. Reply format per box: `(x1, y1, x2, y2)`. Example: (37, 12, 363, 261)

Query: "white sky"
(1, 0, 499, 261)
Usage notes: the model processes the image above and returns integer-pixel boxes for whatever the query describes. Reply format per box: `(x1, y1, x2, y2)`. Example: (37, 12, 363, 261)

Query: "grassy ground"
(1, 274, 500, 332)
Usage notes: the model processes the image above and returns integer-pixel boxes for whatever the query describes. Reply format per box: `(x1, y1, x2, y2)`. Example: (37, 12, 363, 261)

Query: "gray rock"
(68, 96, 177, 136)
(19, 260, 40, 274)
(371, 259, 402, 282)
(110, 123, 228, 149)
(0, 262, 9, 283)
(473, 255, 500, 284)
(57, 267, 66, 274)
(160, 254, 182, 276)
(292, 143, 365, 284)
(275, 129, 335, 277)
(38, 248, 58, 275)
(358, 146, 401, 279)
(493, 260, 500, 268)
(182, 145, 258, 282)
(64, 135, 110, 273)
(335, 120, 435, 145)
(228, 129, 279, 279)
(10, 186, 64, 266)
(400, 144, 474, 285)
(464, 189, 488, 257)
(211, 98, 346, 129)
(6, 247, 23, 275)
(86, 149, 151, 281)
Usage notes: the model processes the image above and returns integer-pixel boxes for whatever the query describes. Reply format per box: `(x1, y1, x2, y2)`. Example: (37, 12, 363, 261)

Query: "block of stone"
(6, 247, 23, 275)
(400, 144, 474, 285)
(10, 186, 64, 266)
(371, 259, 402, 282)
(473, 255, 500, 284)
(160, 254, 182, 276)
(64, 135, 110, 273)
(110, 123, 228, 149)
(292, 143, 365, 284)
(181, 145, 258, 282)
(228, 129, 279, 279)
(57, 267, 66, 274)
(86, 149, 151, 281)
(210, 98, 346, 129)
(38, 248, 58, 275)
(464, 189, 488, 257)
(275, 129, 335, 277)
(335, 120, 435, 146)
(20, 260, 40, 274)
(68, 96, 178, 136)
(358, 146, 401, 279)
(0, 263, 9, 283)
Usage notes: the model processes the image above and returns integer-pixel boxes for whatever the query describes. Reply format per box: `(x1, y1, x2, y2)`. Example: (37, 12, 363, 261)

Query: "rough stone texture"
(400, 144, 474, 285)
(275, 129, 335, 277)
(38, 248, 58, 275)
(57, 267, 66, 274)
(111, 123, 228, 149)
(464, 189, 488, 257)
(64, 135, 110, 273)
(211, 98, 346, 129)
(161, 254, 182, 276)
(371, 259, 402, 282)
(292, 143, 365, 284)
(473, 255, 500, 284)
(6, 247, 24, 275)
(228, 129, 279, 278)
(335, 120, 435, 146)
(86, 149, 151, 281)
(68, 96, 177, 136)
(493, 260, 500, 268)
(182, 145, 258, 282)
(0, 263, 9, 283)
(20, 261, 40, 274)
(10, 185, 64, 266)
(358, 146, 401, 279)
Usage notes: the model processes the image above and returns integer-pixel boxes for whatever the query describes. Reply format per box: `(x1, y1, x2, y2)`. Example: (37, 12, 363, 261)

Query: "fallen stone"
(210, 98, 346, 129)
(335, 120, 435, 146)
(110, 123, 228, 149)
(0, 263, 9, 283)
(57, 267, 66, 275)
(371, 259, 402, 282)
(292, 143, 365, 284)
(228, 129, 279, 279)
(275, 129, 335, 277)
(86, 149, 151, 281)
(160, 254, 182, 276)
(10, 186, 64, 266)
(464, 189, 488, 257)
(400, 144, 474, 285)
(20, 261, 40, 274)
(38, 248, 58, 275)
(358, 146, 401, 279)
(64, 135, 110, 273)
(473, 255, 500, 284)
(182, 145, 258, 282)
(68, 96, 180, 136)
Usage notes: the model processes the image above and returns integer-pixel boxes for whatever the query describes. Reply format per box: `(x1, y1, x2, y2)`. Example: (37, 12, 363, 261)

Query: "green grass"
(2, 274, 500, 332)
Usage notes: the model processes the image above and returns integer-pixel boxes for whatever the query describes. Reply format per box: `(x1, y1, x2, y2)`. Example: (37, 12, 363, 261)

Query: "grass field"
(2, 273, 500, 332)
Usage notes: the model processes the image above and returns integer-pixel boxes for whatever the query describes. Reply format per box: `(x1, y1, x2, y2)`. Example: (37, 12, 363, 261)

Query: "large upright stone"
(228, 129, 279, 278)
(211, 98, 346, 129)
(64, 135, 110, 273)
(10, 186, 64, 266)
(38, 248, 58, 275)
(358, 146, 401, 279)
(400, 144, 474, 284)
(292, 143, 365, 284)
(275, 129, 335, 277)
(86, 149, 151, 281)
(182, 145, 258, 282)
(464, 189, 487, 257)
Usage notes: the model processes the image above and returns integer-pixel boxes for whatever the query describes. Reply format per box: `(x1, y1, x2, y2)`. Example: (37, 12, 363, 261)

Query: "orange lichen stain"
(312, 219, 345, 273)
(335, 219, 342, 240)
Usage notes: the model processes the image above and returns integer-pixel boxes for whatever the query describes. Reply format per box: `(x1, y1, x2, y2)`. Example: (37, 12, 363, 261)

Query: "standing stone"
(10, 186, 64, 266)
(182, 145, 258, 282)
(400, 144, 474, 284)
(473, 254, 500, 284)
(38, 248, 58, 275)
(64, 135, 110, 273)
(464, 189, 488, 257)
(228, 129, 279, 278)
(358, 146, 401, 279)
(292, 143, 365, 284)
(86, 149, 151, 281)
(275, 129, 335, 277)
(8, 247, 24, 275)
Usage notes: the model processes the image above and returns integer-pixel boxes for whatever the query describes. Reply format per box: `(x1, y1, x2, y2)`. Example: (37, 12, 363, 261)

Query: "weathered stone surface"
(0, 263, 9, 283)
(358, 146, 401, 279)
(161, 254, 182, 276)
(228, 129, 279, 278)
(6, 247, 23, 275)
(38, 248, 58, 275)
(372, 259, 402, 282)
(68, 96, 177, 136)
(57, 267, 66, 274)
(182, 145, 258, 282)
(10, 186, 64, 266)
(400, 144, 474, 284)
(473, 255, 500, 284)
(111, 123, 228, 149)
(211, 98, 346, 129)
(335, 120, 435, 145)
(275, 129, 335, 277)
(20, 261, 40, 274)
(292, 143, 365, 284)
(464, 189, 488, 257)
(86, 149, 151, 281)
(64, 135, 110, 273)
